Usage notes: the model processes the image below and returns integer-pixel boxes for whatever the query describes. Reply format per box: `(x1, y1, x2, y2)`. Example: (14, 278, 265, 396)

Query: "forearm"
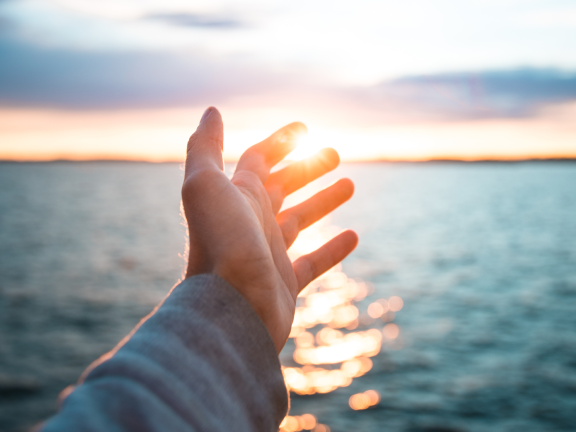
(41, 274, 288, 432)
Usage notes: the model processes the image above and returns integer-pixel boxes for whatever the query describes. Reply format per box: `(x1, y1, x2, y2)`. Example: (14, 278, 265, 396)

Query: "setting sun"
(285, 132, 325, 161)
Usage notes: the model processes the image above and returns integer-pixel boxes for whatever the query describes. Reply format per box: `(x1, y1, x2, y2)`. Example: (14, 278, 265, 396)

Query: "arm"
(42, 275, 287, 432)
(41, 107, 357, 431)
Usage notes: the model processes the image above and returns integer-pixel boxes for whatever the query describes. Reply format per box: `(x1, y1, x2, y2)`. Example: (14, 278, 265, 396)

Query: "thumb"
(185, 107, 224, 177)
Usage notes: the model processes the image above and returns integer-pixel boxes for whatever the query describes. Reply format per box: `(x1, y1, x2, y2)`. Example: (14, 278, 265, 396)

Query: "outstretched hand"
(181, 107, 358, 352)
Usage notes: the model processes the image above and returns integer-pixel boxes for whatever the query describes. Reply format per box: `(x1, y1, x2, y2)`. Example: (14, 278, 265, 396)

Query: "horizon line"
(2, 157, 576, 164)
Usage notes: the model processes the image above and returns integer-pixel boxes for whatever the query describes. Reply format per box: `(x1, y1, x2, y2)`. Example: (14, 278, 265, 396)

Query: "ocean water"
(1, 162, 576, 432)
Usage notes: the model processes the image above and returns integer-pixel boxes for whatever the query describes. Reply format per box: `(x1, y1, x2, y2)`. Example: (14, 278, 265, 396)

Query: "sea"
(1, 161, 576, 432)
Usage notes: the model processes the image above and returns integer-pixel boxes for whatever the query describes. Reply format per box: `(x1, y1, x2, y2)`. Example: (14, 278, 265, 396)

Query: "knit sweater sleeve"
(41, 274, 289, 432)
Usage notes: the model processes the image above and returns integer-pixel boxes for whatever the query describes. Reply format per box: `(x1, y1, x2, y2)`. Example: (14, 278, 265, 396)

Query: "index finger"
(234, 122, 307, 183)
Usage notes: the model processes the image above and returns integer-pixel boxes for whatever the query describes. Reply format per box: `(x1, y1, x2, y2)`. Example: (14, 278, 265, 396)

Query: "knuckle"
(186, 132, 201, 153)
(187, 132, 223, 154)
(181, 177, 198, 199)
(278, 214, 299, 246)
(241, 146, 258, 159)
(298, 258, 316, 283)
(265, 183, 285, 201)
(181, 168, 222, 199)
(238, 149, 266, 173)
(232, 170, 261, 191)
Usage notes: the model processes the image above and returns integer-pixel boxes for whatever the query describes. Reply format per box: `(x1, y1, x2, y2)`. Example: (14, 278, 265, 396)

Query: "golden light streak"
(349, 390, 381, 410)
(280, 216, 404, 418)
(279, 414, 328, 432)
(383, 323, 400, 340)
(388, 296, 404, 312)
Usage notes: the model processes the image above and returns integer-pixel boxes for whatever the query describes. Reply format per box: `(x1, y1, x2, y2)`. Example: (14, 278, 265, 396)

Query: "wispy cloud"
(1, 35, 576, 122)
(360, 69, 576, 120)
(0, 37, 294, 109)
(144, 12, 248, 29)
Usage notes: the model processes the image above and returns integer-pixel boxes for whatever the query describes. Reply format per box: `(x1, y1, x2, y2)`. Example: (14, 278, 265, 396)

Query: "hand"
(181, 107, 358, 352)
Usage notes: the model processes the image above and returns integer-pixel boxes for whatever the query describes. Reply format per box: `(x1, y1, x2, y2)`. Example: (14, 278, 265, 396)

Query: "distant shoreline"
(2, 158, 576, 164)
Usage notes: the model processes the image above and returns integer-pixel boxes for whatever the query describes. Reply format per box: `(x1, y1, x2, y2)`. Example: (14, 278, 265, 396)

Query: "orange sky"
(1, 101, 576, 162)
(2, 1, 576, 161)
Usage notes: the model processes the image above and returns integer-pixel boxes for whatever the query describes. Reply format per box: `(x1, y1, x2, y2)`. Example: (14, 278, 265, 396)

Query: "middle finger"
(265, 147, 340, 214)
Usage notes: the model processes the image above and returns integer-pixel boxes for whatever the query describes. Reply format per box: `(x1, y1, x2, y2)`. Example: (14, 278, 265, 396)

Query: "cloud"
(1, 35, 576, 121)
(0, 36, 297, 109)
(144, 12, 248, 29)
(354, 68, 576, 120)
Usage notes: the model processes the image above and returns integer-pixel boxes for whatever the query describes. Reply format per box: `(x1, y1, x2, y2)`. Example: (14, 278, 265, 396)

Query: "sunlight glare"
(286, 132, 325, 161)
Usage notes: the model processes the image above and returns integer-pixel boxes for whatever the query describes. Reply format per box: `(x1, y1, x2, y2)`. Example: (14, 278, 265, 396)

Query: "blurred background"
(1, 0, 576, 161)
(1, 1, 576, 431)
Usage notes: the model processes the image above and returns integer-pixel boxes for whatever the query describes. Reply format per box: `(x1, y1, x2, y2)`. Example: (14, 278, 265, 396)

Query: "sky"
(1, 0, 576, 161)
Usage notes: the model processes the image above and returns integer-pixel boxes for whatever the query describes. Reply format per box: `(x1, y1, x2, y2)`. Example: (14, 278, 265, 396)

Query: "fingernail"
(200, 107, 213, 124)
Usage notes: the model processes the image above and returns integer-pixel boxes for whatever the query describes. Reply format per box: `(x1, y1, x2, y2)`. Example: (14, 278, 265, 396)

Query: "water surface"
(1, 162, 576, 432)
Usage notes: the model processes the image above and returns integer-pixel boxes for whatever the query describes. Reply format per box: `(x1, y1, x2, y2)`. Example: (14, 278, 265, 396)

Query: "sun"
(285, 132, 325, 161)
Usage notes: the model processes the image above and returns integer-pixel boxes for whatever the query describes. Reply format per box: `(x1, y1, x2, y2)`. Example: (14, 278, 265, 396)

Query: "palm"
(182, 108, 357, 352)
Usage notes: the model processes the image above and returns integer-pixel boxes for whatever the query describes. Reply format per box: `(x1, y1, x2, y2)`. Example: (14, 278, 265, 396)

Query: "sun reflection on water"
(280, 218, 404, 431)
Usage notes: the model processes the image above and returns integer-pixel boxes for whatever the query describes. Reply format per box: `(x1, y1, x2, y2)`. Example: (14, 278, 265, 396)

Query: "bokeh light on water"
(279, 218, 404, 430)
(349, 390, 381, 411)
(2, 162, 576, 432)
